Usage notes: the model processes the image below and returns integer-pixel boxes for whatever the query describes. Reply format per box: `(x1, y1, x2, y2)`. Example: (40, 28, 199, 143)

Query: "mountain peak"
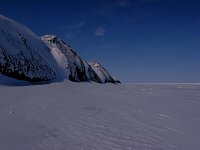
(41, 35, 71, 48)
(41, 35, 57, 40)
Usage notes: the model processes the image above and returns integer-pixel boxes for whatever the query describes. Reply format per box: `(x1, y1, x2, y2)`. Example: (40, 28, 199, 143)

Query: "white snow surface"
(0, 81, 200, 150)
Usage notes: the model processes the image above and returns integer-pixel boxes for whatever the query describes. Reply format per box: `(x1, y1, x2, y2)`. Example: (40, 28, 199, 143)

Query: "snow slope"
(0, 15, 63, 82)
(41, 35, 118, 83)
(41, 35, 102, 83)
(0, 81, 200, 150)
(89, 62, 120, 84)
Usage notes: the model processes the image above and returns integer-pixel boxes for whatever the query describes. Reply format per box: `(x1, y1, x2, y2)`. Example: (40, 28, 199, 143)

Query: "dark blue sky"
(1, 0, 200, 82)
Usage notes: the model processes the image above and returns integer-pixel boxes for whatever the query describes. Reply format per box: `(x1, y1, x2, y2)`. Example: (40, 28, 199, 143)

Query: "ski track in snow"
(0, 81, 200, 150)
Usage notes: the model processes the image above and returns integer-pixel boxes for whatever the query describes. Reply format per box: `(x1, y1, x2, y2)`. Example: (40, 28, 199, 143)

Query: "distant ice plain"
(0, 79, 200, 150)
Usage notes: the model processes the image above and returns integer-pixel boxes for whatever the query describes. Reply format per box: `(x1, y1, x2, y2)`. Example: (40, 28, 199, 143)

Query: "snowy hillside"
(0, 15, 61, 82)
(41, 35, 118, 83)
(0, 15, 119, 84)
(89, 62, 120, 84)
(0, 81, 200, 150)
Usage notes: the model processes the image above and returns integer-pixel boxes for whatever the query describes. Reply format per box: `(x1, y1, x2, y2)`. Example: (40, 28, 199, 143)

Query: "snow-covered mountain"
(0, 15, 61, 82)
(88, 62, 120, 84)
(41, 35, 119, 84)
(0, 15, 120, 84)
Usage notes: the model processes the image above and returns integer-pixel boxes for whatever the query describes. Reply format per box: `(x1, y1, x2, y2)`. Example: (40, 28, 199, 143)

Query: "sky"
(0, 0, 200, 83)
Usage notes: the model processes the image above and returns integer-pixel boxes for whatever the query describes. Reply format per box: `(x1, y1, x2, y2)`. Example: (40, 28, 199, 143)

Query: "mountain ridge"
(0, 15, 120, 84)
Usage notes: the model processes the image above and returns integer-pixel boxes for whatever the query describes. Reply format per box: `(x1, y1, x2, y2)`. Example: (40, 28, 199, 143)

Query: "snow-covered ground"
(0, 81, 200, 150)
